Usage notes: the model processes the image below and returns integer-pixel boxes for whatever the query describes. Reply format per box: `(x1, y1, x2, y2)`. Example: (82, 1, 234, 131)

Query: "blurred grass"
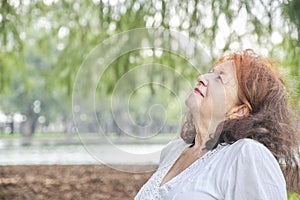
(288, 192, 300, 200)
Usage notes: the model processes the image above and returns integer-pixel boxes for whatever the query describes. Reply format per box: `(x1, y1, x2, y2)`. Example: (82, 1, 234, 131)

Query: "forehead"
(213, 60, 235, 73)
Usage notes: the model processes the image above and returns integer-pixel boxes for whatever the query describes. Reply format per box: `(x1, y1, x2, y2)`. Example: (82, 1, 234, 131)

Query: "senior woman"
(135, 49, 300, 199)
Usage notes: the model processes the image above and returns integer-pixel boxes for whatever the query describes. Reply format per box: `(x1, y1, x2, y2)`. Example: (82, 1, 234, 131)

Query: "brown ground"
(2, 165, 299, 200)
(0, 165, 155, 200)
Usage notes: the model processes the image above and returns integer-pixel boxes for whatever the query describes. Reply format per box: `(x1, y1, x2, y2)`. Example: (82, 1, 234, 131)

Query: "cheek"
(225, 86, 239, 109)
(207, 85, 227, 119)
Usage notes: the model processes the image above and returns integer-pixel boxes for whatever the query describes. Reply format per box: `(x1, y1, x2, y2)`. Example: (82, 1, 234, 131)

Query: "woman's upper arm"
(224, 139, 287, 200)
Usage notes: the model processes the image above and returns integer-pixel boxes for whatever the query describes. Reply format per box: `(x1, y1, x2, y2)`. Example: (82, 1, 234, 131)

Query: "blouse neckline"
(158, 143, 226, 189)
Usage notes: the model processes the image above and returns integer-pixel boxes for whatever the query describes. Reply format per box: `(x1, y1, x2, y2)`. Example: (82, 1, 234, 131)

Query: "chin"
(185, 92, 201, 110)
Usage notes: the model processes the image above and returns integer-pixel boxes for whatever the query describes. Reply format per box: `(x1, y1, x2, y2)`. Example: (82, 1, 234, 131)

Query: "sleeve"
(224, 140, 287, 200)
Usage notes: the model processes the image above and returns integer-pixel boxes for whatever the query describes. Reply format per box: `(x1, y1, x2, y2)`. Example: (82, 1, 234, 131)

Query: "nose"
(197, 74, 208, 86)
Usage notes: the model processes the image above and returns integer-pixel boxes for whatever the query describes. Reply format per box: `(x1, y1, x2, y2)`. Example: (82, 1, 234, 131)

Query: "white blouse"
(135, 138, 287, 200)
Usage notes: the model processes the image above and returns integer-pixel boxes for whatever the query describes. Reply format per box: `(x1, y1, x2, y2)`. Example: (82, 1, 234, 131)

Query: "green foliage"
(0, 0, 300, 125)
(288, 191, 300, 200)
(0, 1, 299, 86)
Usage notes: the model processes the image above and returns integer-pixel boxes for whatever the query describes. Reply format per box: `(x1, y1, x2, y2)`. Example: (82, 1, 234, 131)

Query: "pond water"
(0, 139, 165, 165)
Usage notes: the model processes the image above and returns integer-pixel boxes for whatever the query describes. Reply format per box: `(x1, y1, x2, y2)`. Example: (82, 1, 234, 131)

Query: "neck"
(192, 131, 209, 150)
(193, 116, 222, 150)
(192, 120, 216, 150)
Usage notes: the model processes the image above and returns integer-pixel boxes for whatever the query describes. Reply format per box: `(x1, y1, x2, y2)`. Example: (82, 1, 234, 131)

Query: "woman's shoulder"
(224, 138, 277, 163)
(230, 138, 269, 151)
(159, 138, 189, 166)
(163, 138, 188, 150)
(218, 139, 286, 199)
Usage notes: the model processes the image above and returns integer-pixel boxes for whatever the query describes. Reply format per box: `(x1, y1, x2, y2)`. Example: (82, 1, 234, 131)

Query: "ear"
(227, 104, 250, 120)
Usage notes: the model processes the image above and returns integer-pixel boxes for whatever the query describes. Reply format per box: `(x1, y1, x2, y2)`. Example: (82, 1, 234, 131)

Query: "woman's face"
(185, 60, 240, 133)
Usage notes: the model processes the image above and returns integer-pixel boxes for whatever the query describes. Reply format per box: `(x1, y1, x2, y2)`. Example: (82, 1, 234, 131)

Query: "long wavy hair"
(180, 49, 300, 192)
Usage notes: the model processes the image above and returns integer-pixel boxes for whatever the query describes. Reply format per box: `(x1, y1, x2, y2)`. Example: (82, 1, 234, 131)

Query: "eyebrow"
(209, 67, 216, 73)
(210, 67, 223, 74)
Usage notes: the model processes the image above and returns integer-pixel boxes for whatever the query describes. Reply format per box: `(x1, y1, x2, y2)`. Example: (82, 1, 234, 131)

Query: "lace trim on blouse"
(135, 144, 226, 200)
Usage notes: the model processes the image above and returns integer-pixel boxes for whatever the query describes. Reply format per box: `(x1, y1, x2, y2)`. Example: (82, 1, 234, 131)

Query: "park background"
(0, 0, 300, 199)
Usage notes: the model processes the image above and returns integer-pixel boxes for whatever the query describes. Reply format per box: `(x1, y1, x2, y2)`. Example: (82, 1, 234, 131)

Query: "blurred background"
(0, 0, 300, 199)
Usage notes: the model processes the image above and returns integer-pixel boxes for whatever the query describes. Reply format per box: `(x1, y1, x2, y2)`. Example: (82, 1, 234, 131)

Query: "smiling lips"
(194, 87, 204, 97)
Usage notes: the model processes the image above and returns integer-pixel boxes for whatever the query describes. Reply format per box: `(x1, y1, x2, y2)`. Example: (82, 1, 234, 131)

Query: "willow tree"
(0, 0, 299, 137)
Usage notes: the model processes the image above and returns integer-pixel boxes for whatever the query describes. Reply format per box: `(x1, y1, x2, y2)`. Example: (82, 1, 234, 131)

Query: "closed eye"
(216, 75, 223, 83)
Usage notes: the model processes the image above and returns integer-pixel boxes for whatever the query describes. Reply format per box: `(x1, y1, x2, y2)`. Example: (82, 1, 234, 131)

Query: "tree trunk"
(20, 104, 39, 145)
